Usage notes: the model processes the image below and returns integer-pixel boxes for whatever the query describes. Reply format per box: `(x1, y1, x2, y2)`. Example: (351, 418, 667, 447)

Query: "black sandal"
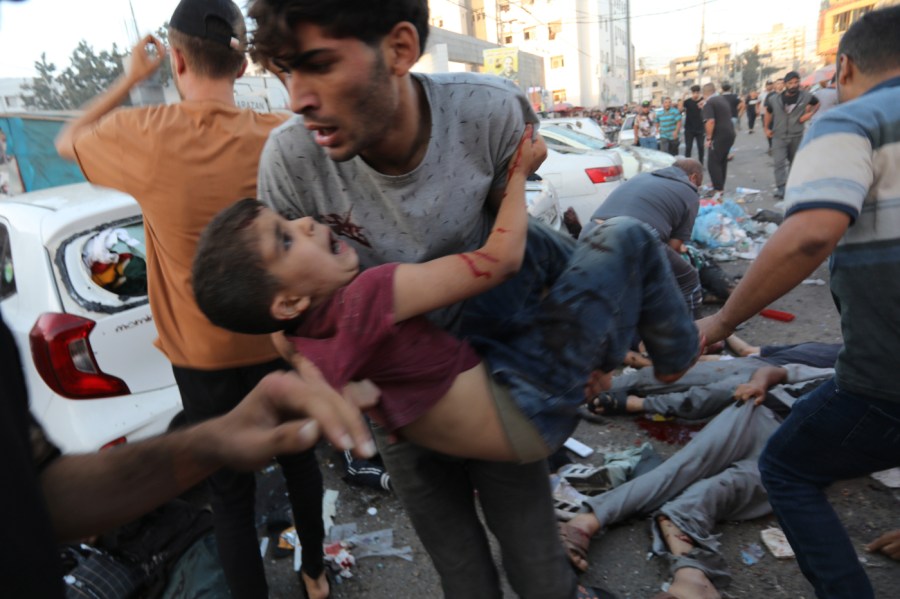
(587, 389, 631, 415)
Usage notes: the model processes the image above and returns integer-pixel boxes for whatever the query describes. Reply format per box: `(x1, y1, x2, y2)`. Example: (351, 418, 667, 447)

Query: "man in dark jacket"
(583, 159, 704, 316)
(763, 71, 819, 198)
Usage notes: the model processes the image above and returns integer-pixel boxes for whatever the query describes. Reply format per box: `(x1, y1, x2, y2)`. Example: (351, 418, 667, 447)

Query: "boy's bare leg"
(398, 363, 519, 462)
(657, 516, 721, 599)
(724, 334, 759, 357)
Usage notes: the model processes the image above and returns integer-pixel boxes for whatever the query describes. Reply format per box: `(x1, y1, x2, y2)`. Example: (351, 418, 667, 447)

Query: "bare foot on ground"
(302, 570, 330, 599)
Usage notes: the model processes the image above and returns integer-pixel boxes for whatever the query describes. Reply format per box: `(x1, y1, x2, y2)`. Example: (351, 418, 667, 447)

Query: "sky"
(0, 0, 824, 80)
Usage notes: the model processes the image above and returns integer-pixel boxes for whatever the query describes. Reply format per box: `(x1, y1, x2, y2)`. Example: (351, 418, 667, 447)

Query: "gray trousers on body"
(614, 359, 833, 420)
(772, 135, 803, 188)
(582, 403, 780, 587)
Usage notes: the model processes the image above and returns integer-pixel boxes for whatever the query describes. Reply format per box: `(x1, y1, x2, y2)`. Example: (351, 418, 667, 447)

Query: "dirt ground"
(263, 126, 900, 598)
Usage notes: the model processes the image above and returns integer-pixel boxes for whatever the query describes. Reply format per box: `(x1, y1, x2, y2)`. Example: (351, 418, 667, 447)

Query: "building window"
(833, 10, 852, 33)
(524, 27, 536, 41)
(552, 90, 567, 103)
(548, 21, 562, 40)
(551, 55, 565, 69)
(504, 35, 513, 44)
(430, 17, 444, 28)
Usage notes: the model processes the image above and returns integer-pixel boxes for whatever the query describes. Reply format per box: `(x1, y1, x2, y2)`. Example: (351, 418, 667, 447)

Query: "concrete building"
(817, 0, 900, 64)
(427, 0, 633, 109)
(668, 42, 733, 98)
(0, 79, 29, 112)
(631, 67, 669, 106)
(751, 23, 808, 77)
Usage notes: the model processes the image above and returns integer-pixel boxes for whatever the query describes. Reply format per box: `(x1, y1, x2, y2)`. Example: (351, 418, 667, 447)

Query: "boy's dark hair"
(168, 12, 247, 79)
(721, 82, 732, 92)
(837, 5, 900, 76)
(690, 84, 701, 92)
(192, 198, 285, 334)
(248, 0, 429, 64)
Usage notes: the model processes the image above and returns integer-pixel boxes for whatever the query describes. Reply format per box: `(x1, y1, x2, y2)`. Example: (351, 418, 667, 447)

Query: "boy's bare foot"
(666, 567, 721, 599)
(559, 514, 602, 572)
(724, 334, 759, 357)
(302, 569, 330, 599)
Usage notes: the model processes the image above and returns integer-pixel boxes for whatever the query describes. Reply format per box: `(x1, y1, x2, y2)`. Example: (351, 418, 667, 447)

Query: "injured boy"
(192, 127, 699, 463)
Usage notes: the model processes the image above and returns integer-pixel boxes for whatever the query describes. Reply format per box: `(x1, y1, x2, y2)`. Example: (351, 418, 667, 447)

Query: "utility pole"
(696, 0, 706, 86)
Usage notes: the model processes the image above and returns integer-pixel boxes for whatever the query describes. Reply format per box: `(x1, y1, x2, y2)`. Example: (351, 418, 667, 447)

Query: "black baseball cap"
(169, 0, 244, 49)
(784, 71, 801, 82)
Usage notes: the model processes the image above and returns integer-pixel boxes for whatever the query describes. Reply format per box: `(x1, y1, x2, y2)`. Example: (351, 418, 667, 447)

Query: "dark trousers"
(747, 109, 757, 130)
(659, 137, 680, 156)
(173, 359, 324, 599)
(664, 243, 703, 318)
(760, 379, 900, 598)
(684, 129, 705, 164)
(707, 136, 734, 191)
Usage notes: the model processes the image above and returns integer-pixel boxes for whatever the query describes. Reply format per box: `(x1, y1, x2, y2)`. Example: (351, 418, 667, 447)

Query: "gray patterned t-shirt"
(258, 72, 537, 270)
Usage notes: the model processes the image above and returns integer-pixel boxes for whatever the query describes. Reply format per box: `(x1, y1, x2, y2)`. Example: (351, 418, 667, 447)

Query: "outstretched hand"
(210, 357, 375, 472)
(127, 34, 166, 84)
(733, 382, 766, 405)
(867, 530, 900, 561)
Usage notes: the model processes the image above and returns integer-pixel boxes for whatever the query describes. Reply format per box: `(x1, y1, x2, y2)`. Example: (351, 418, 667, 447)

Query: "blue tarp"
(0, 116, 85, 192)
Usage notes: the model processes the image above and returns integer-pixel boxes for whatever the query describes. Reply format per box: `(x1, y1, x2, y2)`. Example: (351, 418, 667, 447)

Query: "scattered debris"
(367, 507, 378, 516)
(871, 467, 900, 489)
(760, 309, 796, 322)
(564, 436, 595, 457)
(802, 278, 826, 286)
(761, 527, 795, 559)
(741, 543, 765, 565)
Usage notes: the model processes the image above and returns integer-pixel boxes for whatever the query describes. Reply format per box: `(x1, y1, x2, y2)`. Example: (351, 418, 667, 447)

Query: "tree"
(21, 41, 127, 110)
(740, 46, 780, 92)
(154, 25, 173, 88)
(57, 41, 127, 108)
(20, 54, 67, 110)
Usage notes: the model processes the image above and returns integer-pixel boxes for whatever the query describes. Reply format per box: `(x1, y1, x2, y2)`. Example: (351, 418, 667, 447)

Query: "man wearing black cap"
(762, 70, 819, 198)
(54, 1, 330, 598)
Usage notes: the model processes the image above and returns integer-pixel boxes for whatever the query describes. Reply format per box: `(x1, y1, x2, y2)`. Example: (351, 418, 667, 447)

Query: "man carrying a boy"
(247, 1, 627, 596)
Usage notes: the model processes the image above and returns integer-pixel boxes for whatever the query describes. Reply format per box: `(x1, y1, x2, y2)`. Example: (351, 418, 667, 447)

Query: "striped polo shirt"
(656, 107, 682, 140)
(784, 75, 900, 402)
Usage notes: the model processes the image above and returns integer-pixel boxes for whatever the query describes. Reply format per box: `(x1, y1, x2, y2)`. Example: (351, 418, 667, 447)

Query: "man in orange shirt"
(55, 1, 332, 597)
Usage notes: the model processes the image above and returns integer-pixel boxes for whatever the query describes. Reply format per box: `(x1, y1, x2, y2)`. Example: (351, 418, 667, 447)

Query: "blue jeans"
(759, 379, 900, 598)
(639, 137, 659, 150)
(464, 218, 698, 450)
(372, 222, 585, 598)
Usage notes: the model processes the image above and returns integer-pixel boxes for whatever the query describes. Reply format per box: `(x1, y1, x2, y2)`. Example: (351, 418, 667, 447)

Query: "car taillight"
(585, 166, 623, 183)
(29, 313, 130, 399)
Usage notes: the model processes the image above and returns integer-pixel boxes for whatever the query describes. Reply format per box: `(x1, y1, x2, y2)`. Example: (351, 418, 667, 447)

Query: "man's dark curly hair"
(192, 198, 286, 334)
(248, 0, 429, 64)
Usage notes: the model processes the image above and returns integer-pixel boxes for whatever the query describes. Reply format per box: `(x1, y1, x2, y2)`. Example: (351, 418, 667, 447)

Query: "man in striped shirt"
(657, 96, 682, 156)
(698, 7, 900, 598)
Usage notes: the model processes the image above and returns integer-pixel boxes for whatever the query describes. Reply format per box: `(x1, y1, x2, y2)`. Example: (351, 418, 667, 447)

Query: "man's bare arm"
(698, 208, 850, 343)
(55, 35, 165, 160)
(41, 361, 374, 541)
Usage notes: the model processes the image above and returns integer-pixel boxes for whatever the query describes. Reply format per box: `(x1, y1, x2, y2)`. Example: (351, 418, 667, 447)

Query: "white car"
(541, 123, 676, 180)
(536, 146, 623, 226)
(541, 117, 612, 145)
(526, 177, 564, 232)
(0, 183, 182, 454)
(618, 114, 636, 145)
